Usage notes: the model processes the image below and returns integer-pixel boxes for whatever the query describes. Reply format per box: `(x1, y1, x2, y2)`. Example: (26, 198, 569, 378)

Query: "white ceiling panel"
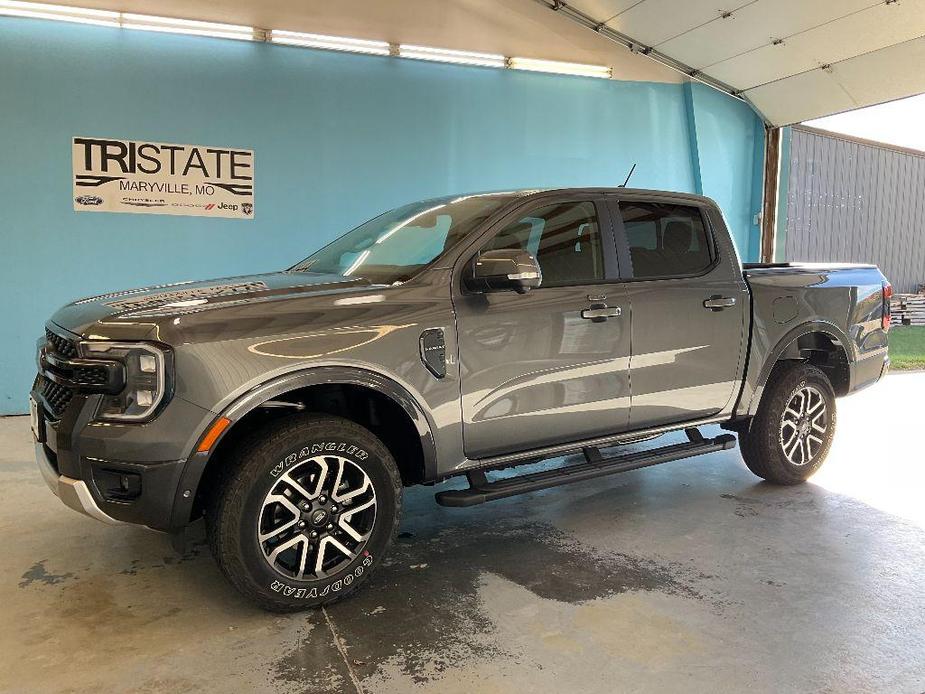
(744, 37, 925, 124)
(744, 70, 858, 125)
(657, 0, 876, 69)
(708, 43, 824, 92)
(565, 0, 642, 22)
(556, 0, 925, 124)
(602, 0, 748, 49)
(831, 37, 925, 109)
(709, 0, 925, 89)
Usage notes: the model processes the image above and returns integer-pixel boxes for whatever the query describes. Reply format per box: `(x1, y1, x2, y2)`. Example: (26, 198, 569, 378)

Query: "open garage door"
(543, 0, 925, 125)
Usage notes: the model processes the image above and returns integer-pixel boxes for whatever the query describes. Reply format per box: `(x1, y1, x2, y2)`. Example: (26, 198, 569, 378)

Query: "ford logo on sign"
(74, 195, 104, 206)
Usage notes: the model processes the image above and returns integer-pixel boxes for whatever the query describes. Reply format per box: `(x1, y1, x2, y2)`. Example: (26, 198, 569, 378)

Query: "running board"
(435, 429, 737, 508)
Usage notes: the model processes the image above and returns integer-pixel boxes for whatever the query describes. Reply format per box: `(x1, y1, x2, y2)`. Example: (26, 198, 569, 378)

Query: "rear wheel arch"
(172, 367, 437, 529)
(749, 322, 852, 417)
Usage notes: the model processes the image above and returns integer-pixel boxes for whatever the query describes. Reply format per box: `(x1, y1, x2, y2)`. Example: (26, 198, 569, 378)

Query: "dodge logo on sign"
(72, 137, 254, 219)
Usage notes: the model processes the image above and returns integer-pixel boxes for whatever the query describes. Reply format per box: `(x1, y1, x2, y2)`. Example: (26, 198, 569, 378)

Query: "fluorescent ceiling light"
(270, 30, 390, 56)
(399, 44, 505, 68)
(0, 1, 119, 27)
(509, 57, 612, 79)
(121, 13, 255, 41)
(1, 2, 616, 80)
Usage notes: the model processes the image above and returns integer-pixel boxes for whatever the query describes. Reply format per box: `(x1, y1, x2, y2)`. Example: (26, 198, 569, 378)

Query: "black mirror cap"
(465, 249, 542, 294)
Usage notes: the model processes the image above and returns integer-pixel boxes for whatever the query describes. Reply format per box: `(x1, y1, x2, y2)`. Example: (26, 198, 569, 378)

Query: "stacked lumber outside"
(891, 292, 925, 326)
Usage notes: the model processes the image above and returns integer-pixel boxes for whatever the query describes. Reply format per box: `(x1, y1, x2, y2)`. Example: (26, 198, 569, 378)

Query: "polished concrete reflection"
(1, 373, 922, 693)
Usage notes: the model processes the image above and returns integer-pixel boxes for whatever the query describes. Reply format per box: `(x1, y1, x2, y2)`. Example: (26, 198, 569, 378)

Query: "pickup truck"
(31, 188, 891, 611)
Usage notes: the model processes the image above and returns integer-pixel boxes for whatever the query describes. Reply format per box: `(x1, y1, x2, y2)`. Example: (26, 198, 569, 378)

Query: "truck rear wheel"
(739, 362, 836, 485)
(206, 413, 402, 612)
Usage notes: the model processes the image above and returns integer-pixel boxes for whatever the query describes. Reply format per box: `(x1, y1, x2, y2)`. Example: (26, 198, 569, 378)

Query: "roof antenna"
(619, 163, 636, 188)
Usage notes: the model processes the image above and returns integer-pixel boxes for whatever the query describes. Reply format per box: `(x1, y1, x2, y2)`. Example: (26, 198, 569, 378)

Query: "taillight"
(882, 282, 893, 331)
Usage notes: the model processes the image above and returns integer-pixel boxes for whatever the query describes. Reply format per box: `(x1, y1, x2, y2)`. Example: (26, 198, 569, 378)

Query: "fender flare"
(745, 320, 854, 417)
(168, 366, 438, 530)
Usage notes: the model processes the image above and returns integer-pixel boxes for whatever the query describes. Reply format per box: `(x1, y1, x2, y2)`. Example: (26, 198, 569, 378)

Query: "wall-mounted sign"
(72, 137, 254, 219)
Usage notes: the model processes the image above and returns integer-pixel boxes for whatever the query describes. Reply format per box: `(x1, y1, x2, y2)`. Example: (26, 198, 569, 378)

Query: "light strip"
(0, 2, 255, 39)
(0, 0, 119, 27)
(509, 56, 612, 79)
(270, 30, 390, 56)
(121, 13, 255, 41)
(119, 24, 255, 41)
(399, 44, 506, 68)
(0, 2, 619, 82)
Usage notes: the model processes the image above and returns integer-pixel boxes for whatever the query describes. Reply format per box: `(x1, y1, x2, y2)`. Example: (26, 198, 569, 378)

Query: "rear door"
(454, 195, 631, 458)
(608, 195, 749, 429)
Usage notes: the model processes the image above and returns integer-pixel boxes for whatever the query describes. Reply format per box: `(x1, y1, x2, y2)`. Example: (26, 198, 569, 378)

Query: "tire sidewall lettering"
(270, 441, 369, 479)
(269, 554, 373, 600)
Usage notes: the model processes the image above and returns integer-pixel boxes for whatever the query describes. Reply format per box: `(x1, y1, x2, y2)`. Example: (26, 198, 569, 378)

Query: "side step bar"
(435, 429, 737, 508)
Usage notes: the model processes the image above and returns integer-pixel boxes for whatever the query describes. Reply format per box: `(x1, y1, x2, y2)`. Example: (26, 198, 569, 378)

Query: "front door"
(610, 196, 749, 429)
(454, 198, 631, 459)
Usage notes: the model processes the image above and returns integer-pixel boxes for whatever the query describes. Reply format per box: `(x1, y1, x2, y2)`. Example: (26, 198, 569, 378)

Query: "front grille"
(39, 328, 81, 418)
(72, 365, 109, 386)
(40, 376, 73, 417)
(45, 328, 77, 357)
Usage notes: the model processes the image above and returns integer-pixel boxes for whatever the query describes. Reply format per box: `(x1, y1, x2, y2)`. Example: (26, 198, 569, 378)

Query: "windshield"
(290, 194, 512, 284)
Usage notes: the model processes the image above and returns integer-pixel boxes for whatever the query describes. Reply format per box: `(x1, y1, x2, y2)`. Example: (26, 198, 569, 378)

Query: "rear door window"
(618, 201, 713, 279)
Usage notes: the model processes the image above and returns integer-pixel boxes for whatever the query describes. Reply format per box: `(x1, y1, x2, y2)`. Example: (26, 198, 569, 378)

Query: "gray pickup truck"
(31, 188, 891, 611)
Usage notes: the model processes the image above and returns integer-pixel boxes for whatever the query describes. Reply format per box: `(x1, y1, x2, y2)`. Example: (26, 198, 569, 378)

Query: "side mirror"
(465, 249, 542, 294)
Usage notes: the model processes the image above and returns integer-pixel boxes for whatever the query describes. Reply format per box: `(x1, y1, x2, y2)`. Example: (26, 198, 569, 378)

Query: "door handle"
(703, 296, 736, 311)
(581, 306, 622, 322)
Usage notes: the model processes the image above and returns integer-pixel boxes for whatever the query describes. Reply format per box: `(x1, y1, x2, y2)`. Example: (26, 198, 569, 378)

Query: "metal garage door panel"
(565, 0, 645, 22)
(833, 38, 925, 108)
(744, 70, 856, 126)
(659, 0, 872, 70)
(708, 44, 813, 90)
(709, 1, 925, 89)
(747, 37, 925, 124)
(602, 0, 749, 49)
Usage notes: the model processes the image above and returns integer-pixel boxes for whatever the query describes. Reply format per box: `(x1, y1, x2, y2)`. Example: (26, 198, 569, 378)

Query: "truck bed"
(743, 262, 877, 273)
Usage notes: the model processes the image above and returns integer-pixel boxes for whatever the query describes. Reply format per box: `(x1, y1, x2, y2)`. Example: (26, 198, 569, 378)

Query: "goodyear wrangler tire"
(739, 362, 836, 485)
(206, 413, 402, 612)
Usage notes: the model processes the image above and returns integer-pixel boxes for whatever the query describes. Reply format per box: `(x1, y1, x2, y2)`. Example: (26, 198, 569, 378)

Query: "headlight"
(79, 341, 172, 421)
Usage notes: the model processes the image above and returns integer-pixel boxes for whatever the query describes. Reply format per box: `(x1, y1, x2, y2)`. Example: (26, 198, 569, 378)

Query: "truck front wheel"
(739, 362, 836, 485)
(206, 413, 402, 612)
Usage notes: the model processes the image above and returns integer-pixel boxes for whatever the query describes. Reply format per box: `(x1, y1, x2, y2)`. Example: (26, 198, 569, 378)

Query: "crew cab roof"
(468, 187, 717, 206)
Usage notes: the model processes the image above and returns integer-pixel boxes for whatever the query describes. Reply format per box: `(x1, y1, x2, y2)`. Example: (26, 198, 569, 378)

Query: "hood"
(50, 271, 371, 339)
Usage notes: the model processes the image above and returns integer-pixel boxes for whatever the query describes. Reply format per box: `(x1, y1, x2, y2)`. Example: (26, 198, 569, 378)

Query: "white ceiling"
(18, 0, 925, 125)
(566, 0, 925, 124)
(35, 0, 683, 84)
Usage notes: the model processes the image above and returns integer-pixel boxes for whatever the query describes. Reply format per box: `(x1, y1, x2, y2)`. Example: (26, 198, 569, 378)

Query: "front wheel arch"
(170, 367, 437, 529)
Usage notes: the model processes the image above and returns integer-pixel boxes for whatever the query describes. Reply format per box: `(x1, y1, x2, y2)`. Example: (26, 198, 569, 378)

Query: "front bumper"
(35, 442, 124, 525)
(32, 323, 219, 531)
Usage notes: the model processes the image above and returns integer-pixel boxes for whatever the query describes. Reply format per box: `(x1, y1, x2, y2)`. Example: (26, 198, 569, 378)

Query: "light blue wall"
(0, 18, 763, 413)
(683, 82, 766, 262)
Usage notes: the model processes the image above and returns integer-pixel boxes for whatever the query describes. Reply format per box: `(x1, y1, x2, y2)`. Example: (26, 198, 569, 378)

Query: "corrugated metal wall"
(783, 126, 925, 293)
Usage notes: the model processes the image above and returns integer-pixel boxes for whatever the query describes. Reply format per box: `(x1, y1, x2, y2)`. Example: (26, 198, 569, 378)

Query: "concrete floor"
(1, 374, 923, 694)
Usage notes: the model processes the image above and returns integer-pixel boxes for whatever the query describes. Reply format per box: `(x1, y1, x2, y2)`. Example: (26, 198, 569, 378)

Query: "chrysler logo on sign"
(72, 137, 254, 219)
